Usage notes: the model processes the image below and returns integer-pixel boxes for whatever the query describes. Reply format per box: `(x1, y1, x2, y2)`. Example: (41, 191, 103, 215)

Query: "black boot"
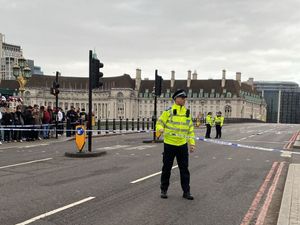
(161, 190, 168, 199)
(183, 192, 194, 200)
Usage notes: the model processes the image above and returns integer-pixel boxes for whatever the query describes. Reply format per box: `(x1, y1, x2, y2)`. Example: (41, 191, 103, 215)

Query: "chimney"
(192, 70, 197, 80)
(171, 70, 175, 88)
(135, 68, 141, 91)
(221, 69, 226, 88)
(187, 70, 191, 88)
(247, 77, 254, 90)
(236, 72, 241, 86)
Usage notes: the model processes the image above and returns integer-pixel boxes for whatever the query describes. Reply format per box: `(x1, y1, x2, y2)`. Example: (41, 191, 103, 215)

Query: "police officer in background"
(214, 111, 224, 139)
(156, 89, 196, 200)
(205, 112, 213, 138)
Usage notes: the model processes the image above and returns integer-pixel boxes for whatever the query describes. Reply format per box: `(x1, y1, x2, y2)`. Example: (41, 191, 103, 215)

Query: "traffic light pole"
(153, 69, 158, 141)
(88, 50, 93, 152)
(153, 94, 157, 141)
(55, 71, 59, 139)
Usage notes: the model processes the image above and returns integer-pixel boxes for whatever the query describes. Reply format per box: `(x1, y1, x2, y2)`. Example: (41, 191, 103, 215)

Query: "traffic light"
(155, 74, 163, 96)
(91, 56, 104, 89)
(50, 81, 60, 95)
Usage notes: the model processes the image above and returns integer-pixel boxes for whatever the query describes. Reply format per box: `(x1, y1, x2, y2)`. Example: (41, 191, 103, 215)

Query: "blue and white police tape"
(168, 132, 299, 155)
(1, 127, 298, 155)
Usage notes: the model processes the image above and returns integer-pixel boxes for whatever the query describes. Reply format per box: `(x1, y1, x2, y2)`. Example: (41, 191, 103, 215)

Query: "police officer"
(214, 111, 224, 139)
(156, 89, 195, 200)
(205, 112, 213, 138)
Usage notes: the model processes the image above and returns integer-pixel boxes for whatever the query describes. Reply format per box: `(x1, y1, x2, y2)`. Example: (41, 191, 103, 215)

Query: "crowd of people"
(0, 97, 88, 144)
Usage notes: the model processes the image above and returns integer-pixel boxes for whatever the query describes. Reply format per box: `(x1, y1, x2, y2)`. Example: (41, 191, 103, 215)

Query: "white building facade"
(0, 33, 23, 80)
(1, 69, 266, 121)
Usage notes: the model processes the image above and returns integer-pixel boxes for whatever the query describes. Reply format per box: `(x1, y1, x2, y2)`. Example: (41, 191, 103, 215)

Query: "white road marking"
(131, 165, 178, 184)
(22, 144, 49, 149)
(99, 145, 130, 150)
(280, 151, 292, 158)
(0, 158, 52, 170)
(237, 137, 248, 141)
(124, 145, 156, 150)
(15, 196, 95, 225)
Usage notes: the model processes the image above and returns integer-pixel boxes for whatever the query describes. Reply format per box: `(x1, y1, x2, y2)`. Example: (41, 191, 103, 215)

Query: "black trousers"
(205, 124, 211, 138)
(161, 143, 190, 193)
(215, 125, 222, 138)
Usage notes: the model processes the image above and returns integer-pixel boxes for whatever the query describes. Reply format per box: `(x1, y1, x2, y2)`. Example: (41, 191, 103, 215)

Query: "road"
(1, 123, 300, 225)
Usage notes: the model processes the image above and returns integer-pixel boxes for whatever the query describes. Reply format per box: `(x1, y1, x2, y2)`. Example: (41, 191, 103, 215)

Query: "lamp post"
(12, 56, 32, 98)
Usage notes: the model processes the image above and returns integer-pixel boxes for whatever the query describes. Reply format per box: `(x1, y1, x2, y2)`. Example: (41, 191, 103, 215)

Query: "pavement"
(277, 132, 300, 225)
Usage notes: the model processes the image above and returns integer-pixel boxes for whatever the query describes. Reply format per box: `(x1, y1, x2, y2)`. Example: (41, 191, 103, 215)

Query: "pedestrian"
(12, 105, 24, 142)
(214, 111, 224, 139)
(23, 106, 35, 141)
(41, 106, 50, 139)
(66, 106, 78, 136)
(205, 112, 213, 138)
(79, 108, 87, 125)
(156, 89, 195, 200)
(2, 106, 13, 142)
(32, 104, 41, 140)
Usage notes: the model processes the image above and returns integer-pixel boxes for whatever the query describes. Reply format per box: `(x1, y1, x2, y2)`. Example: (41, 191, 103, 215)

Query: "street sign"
(75, 125, 86, 152)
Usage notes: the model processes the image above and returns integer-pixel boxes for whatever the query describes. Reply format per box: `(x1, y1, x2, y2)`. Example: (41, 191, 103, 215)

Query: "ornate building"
(0, 69, 266, 121)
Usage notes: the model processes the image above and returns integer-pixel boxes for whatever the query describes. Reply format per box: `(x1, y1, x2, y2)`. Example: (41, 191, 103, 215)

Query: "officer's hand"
(189, 145, 195, 153)
(159, 129, 164, 134)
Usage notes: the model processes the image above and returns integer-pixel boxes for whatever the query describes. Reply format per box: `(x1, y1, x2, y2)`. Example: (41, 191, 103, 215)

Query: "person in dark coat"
(12, 105, 24, 142)
(2, 106, 13, 142)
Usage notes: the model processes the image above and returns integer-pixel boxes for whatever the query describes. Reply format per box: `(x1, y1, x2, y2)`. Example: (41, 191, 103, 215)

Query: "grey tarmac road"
(0, 123, 300, 225)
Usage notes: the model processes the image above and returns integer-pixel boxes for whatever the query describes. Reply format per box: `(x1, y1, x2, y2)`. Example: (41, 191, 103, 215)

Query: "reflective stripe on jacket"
(156, 104, 195, 146)
(214, 116, 224, 127)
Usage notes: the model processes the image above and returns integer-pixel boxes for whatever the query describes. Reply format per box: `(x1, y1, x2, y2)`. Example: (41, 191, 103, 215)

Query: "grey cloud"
(0, 0, 300, 85)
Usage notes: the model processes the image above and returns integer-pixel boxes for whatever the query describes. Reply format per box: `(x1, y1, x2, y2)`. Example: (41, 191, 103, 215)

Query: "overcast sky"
(1, 0, 300, 85)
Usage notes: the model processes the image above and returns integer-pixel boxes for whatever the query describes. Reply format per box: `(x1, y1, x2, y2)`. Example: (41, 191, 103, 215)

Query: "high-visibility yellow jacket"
(205, 115, 213, 126)
(156, 104, 195, 146)
(214, 116, 224, 127)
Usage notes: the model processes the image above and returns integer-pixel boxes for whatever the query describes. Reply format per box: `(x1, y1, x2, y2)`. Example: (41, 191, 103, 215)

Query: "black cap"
(172, 89, 187, 100)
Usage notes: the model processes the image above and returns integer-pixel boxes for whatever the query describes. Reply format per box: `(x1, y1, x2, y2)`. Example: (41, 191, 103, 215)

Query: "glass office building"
(254, 81, 300, 124)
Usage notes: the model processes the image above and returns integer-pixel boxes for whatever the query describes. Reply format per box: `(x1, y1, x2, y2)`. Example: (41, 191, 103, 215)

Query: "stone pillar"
(236, 72, 241, 86)
(171, 70, 175, 88)
(187, 70, 191, 88)
(222, 69, 226, 88)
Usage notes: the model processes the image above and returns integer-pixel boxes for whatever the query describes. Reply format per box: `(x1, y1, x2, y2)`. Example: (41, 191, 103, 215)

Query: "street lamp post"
(12, 56, 32, 98)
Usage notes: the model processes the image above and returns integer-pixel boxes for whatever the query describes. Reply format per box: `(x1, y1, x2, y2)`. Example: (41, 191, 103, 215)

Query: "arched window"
(117, 92, 124, 98)
(224, 105, 232, 118)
